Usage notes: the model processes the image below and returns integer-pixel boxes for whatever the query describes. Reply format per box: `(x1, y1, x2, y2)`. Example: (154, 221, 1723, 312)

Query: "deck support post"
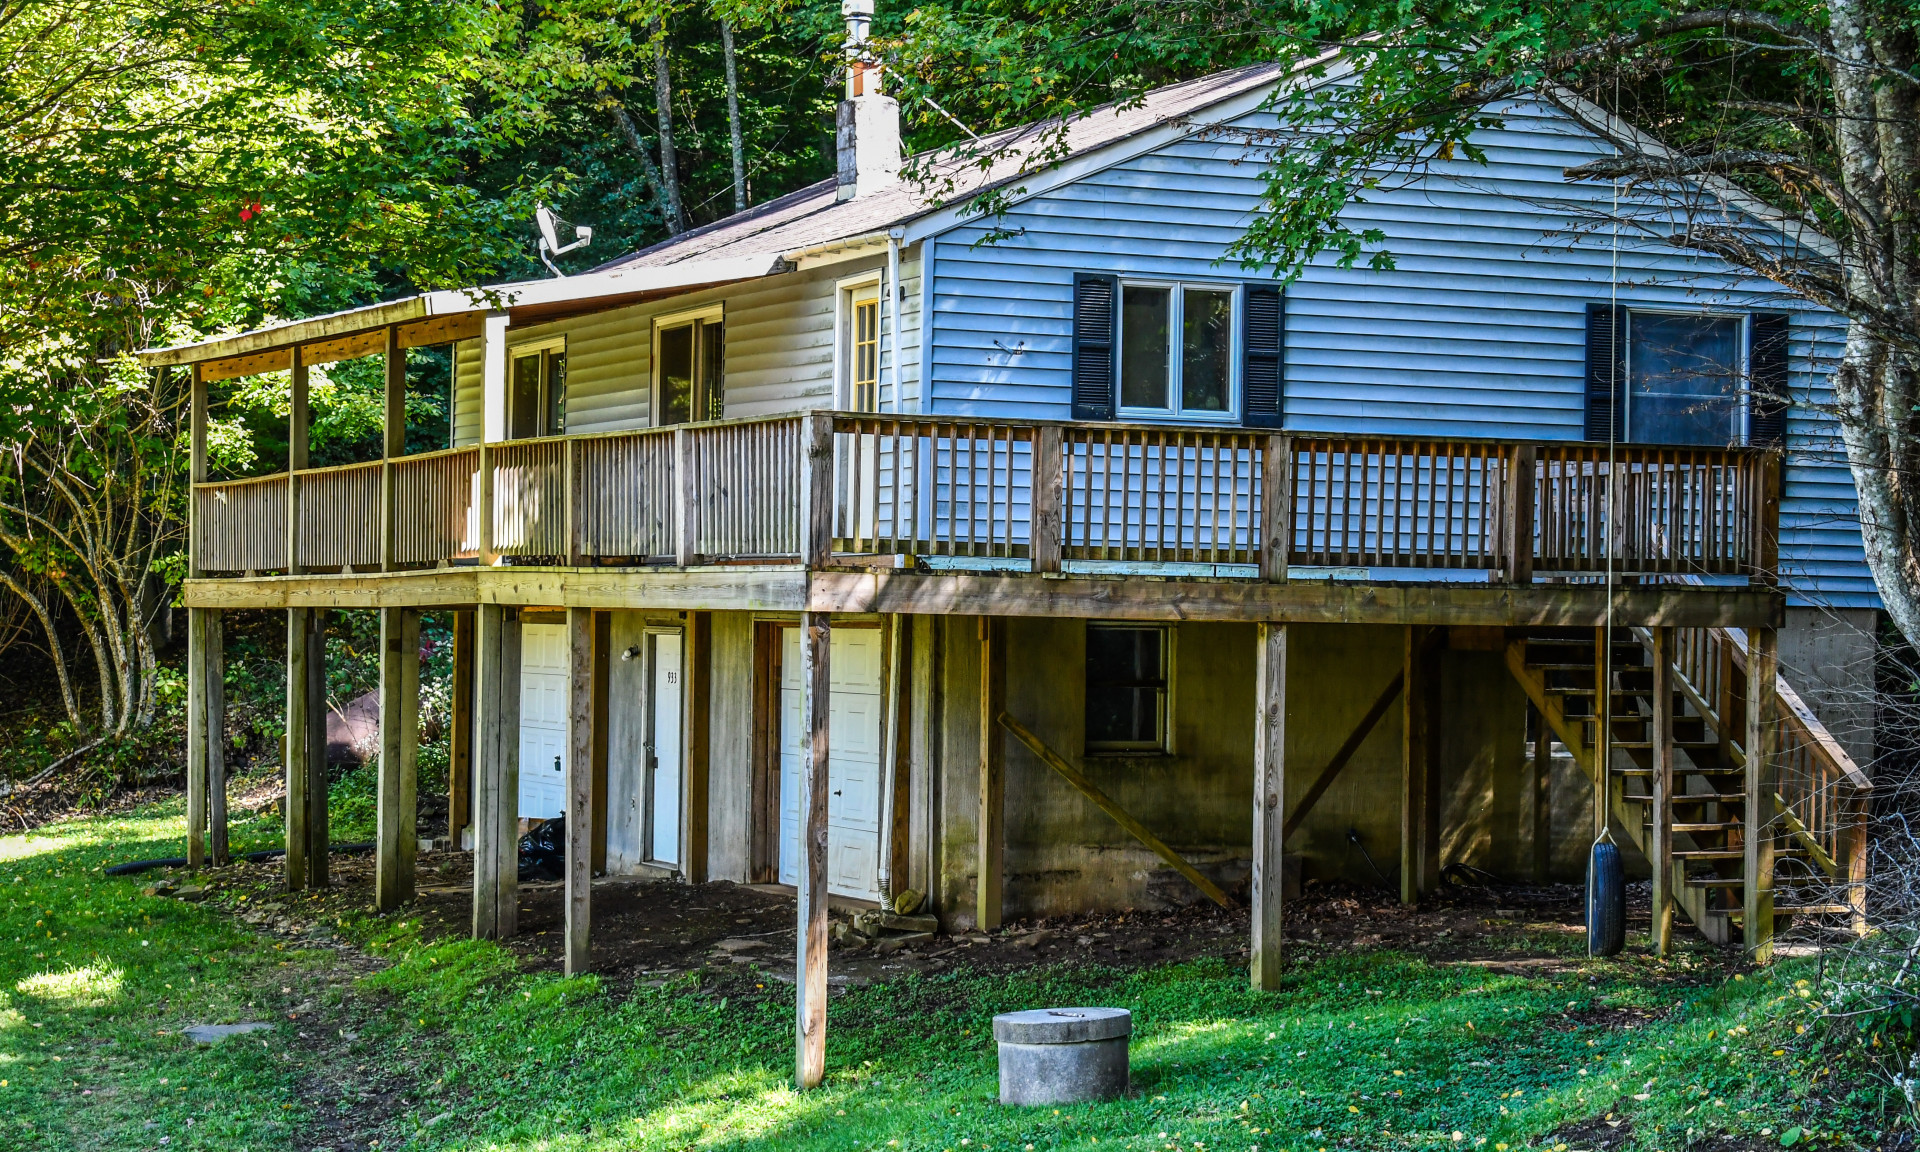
(285, 608, 328, 890)
(1529, 704, 1551, 882)
(565, 607, 595, 975)
(450, 609, 474, 847)
(1260, 436, 1292, 582)
(375, 608, 420, 912)
(795, 611, 831, 1089)
(684, 611, 711, 883)
(1251, 621, 1288, 990)
(1031, 427, 1063, 573)
(1650, 626, 1675, 955)
(1743, 626, 1779, 963)
(1401, 626, 1439, 904)
(976, 616, 1006, 932)
(186, 608, 226, 868)
(473, 604, 522, 939)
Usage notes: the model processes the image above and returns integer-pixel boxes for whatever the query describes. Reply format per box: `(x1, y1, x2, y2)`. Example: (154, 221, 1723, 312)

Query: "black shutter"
(1071, 273, 1118, 421)
(1748, 312, 1790, 448)
(1584, 303, 1627, 441)
(1242, 285, 1285, 428)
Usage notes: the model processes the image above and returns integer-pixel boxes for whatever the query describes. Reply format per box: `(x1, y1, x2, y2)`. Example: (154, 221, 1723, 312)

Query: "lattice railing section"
(189, 413, 1776, 581)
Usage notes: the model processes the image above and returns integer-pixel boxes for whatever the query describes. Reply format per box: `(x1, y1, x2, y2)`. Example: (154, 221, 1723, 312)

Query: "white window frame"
(506, 335, 568, 439)
(834, 272, 883, 411)
(1115, 278, 1242, 425)
(651, 302, 725, 427)
(1623, 309, 1749, 446)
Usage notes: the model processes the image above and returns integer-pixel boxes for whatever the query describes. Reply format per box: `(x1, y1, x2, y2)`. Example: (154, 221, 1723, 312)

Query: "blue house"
(145, 31, 1873, 1083)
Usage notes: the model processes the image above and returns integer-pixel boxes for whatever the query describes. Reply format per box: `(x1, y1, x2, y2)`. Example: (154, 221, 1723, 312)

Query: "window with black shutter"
(1242, 286, 1284, 428)
(1585, 305, 1764, 447)
(1748, 313, 1790, 447)
(1071, 274, 1118, 420)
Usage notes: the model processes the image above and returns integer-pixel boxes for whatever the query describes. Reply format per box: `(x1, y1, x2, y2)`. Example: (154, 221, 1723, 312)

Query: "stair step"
(1671, 794, 1748, 804)
(1686, 877, 1746, 889)
(1643, 822, 1743, 833)
(1608, 741, 1724, 751)
(1674, 847, 1805, 860)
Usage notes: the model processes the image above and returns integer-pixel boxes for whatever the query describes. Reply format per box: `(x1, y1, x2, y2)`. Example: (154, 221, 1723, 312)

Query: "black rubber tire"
(1587, 840, 1626, 956)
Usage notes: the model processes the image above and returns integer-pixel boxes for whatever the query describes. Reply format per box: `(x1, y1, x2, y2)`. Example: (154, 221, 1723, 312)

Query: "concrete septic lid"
(992, 1007, 1132, 1045)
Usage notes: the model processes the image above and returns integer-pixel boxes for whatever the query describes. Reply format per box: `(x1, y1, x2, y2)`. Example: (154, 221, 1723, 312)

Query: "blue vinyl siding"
(926, 98, 1872, 607)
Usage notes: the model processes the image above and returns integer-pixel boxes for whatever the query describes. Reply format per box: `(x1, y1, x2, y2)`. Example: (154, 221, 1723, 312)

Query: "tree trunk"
(610, 104, 679, 237)
(721, 18, 747, 214)
(1833, 326, 1920, 651)
(652, 19, 687, 234)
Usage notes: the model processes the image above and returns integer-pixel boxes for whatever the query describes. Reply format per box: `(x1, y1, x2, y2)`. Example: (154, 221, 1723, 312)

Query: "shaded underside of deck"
(182, 565, 1782, 628)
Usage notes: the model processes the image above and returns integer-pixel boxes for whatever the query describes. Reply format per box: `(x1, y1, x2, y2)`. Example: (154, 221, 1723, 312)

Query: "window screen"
(1085, 625, 1168, 752)
(1117, 282, 1235, 419)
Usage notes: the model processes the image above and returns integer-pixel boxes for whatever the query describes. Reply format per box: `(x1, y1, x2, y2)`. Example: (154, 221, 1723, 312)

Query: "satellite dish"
(535, 204, 593, 276)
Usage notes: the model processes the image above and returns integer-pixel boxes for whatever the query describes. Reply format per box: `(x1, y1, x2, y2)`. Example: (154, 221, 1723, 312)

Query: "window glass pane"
(1120, 285, 1171, 410)
(658, 324, 694, 426)
(699, 321, 725, 420)
(1181, 288, 1233, 412)
(852, 299, 879, 412)
(545, 352, 567, 434)
(1629, 313, 1741, 445)
(510, 354, 541, 439)
(1085, 626, 1166, 750)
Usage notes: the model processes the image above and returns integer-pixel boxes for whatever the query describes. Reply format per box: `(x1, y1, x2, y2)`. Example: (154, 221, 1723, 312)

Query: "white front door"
(649, 630, 684, 866)
(518, 623, 569, 818)
(778, 626, 884, 899)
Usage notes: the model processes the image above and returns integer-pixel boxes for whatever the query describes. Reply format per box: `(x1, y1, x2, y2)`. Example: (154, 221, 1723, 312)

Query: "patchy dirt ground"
(180, 844, 1732, 998)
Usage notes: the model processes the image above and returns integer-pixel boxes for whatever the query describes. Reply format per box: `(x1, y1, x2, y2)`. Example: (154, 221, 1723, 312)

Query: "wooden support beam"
(1251, 621, 1287, 990)
(284, 609, 312, 890)
(1529, 705, 1551, 882)
(801, 413, 835, 569)
(1284, 668, 1403, 841)
(592, 610, 612, 877)
(565, 607, 594, 975)
(206, 611, 228, 867)
(189, 365, 207, 579)
(795, 611, 831, 1089)
(288, 346, 308, 573)
(1650, 626, 1674, 955)
(673, 428, 696, 567)
(376, 608, 420, 912)
(1504, 443, 1536, 584)
(1401, 626, 1433, 905)
(186, 608, 210, 870)
(477, 312, 508, 566)
(976, 616, 1006, 932)
(1031, 427, 1063, 574)
(998, 713, 1232, 907)
(304, 609, 330, 886)
(1743, 626, 1778, 963)
(684, 610, 711, 884)
(887, 615, 914, 892)
(450, 609, 474, 845)
(472, 605, 522, 940)
(380, 328, 405, 572)
(1260, 436, 1292, 582)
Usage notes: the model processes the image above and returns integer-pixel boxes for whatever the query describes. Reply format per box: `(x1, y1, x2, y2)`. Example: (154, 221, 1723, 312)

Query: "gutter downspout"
(885, 230, 902, 411)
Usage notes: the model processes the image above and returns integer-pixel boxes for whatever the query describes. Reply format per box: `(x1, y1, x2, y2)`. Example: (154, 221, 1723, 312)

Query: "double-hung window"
(655, 306, 724, 426)
(1626, 311, 1744, 446)
(1118, 282, 1237, 421)
(509, 341, 566, 439)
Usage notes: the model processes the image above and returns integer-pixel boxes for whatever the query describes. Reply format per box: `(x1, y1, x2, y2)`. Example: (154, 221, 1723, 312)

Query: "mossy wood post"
(186, 608, 208, 869)
(473, 604, 522, 939)
(1650, 626, 1675, 955)
(206, 613, 228, 866)
(1743, 627, 1779, 962)
(795, 611, 831, 1089)
(450, 610, 474, 844)
(304, 609, 330, 886)
(1529, 704, 1551, 882)
(376, 608, 421, 912)
(1401, 626, 1435, 905)
(684, 610, 710, 883)
(1251, 621, 1287, 990)
(565, 607, 595, 975)
(977, 615, 1006, 932)
(284, 607, 326, 890)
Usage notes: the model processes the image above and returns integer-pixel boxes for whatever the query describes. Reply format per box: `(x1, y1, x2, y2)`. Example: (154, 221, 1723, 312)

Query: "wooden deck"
(187, 412, 1782, 625)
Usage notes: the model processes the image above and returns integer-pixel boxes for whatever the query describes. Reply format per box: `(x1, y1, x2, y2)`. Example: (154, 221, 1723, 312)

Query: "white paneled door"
(778, 626, 884, 900)
(648, 631, 684, 867)
(518, 623, 569, 819)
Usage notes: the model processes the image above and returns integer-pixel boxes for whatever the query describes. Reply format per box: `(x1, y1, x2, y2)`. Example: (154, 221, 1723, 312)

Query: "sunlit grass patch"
(15, 964, 124, 1007)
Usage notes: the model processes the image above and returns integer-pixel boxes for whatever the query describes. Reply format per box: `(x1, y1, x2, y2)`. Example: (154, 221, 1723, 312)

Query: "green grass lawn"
(0, 799, 1892, 1151)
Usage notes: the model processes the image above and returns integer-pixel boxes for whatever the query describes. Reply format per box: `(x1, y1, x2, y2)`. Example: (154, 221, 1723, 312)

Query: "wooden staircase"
(1506, 625, 1870, 957)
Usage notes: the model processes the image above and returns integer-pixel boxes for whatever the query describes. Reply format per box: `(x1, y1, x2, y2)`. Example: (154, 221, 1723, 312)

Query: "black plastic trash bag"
(518, 816, 566, 882)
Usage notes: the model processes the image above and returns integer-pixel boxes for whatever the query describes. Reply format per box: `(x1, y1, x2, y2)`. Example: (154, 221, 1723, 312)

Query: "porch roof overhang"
(135, 254, 789, 382)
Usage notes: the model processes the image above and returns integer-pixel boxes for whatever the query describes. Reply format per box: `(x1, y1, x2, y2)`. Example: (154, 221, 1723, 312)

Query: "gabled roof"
(596, 60, 1298, 270)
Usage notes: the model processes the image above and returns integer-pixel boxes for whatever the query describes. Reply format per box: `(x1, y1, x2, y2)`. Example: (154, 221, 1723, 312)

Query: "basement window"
(1085, 624, 1169, 753)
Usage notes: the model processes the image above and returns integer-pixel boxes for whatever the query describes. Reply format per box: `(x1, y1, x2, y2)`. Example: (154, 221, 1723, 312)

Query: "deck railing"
(1667, 622, 1870, 928)
(189, 411, 1777, 582)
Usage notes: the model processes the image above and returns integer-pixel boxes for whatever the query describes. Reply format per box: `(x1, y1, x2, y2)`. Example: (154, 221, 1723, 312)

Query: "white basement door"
(778, 626, 884, 900)
(649, 630, 684, 866)
(518, 623, 569, 819)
